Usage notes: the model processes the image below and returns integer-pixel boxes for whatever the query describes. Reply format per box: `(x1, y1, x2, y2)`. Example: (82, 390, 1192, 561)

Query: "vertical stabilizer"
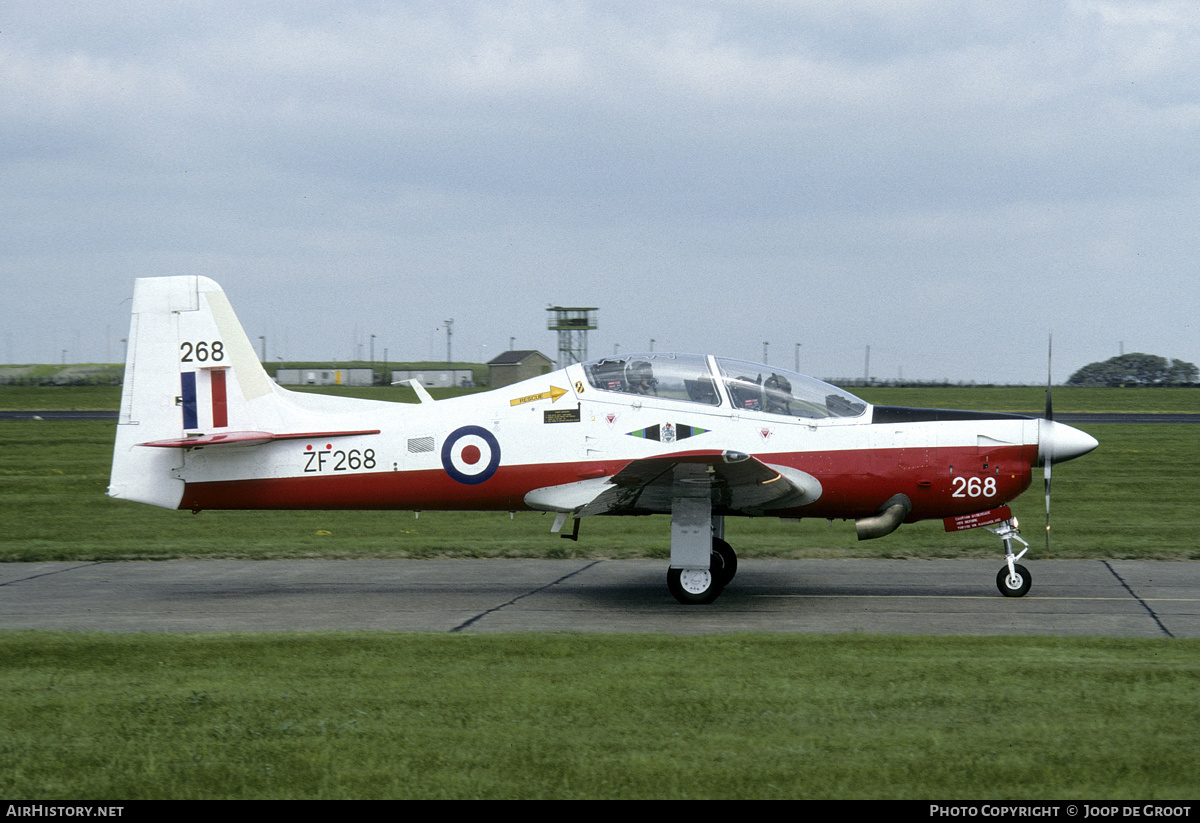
(108, 276, 273, 508)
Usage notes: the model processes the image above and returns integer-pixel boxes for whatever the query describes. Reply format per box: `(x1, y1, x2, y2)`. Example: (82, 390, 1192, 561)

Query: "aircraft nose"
(1038, 419, 1099, 465)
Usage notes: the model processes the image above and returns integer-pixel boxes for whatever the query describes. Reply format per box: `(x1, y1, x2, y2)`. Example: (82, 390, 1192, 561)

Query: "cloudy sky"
(3, 1, 1198, 384)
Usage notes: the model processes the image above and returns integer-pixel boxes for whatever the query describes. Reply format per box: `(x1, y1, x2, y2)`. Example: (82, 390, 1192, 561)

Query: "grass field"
(1, 385, 1197, 799)
(3, 632, 1199, 800)
(0, 417, 1195, 561)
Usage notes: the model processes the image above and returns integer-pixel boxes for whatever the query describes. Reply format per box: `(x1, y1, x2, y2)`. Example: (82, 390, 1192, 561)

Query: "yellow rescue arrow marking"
(510, 386, 568, 406)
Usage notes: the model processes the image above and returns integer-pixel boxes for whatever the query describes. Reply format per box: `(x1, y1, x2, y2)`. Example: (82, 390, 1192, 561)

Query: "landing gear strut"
(987, 518, 1032, 597)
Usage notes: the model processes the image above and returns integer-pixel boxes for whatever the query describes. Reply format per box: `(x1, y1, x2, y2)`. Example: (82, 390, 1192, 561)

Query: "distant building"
(390, 368, 475, 388)
(275, 368, 374, 387)
(487, 350, 554, 388)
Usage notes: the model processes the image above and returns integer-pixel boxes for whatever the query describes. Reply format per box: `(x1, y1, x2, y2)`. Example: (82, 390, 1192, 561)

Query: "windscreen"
(583, 354, 721, 406)
(715, 358, 867, 419)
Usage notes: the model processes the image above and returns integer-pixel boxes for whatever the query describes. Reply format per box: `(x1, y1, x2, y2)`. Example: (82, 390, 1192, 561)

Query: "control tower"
(546, 306, 597, 369)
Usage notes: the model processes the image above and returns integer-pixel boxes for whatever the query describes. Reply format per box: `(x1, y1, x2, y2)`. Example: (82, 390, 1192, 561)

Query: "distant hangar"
(486, 350, 554, 389)
(273, 350, 554, 390)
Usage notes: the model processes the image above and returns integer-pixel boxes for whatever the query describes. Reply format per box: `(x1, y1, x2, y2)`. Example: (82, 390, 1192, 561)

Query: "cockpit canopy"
(581, 353, 867, 419)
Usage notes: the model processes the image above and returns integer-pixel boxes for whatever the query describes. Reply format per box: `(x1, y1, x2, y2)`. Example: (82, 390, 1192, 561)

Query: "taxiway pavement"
(1, 559, 1196, 638)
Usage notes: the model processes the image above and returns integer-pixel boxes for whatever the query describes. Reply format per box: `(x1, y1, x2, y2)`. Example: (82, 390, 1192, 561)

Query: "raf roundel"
(441, 426, 502, 485)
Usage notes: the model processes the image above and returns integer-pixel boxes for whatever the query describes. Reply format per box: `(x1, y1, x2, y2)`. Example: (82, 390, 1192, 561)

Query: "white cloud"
(1, 0, 1198, 380)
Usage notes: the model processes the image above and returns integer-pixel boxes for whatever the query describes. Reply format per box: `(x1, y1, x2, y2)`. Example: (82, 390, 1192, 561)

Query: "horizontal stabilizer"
(138, 429, 381, 449)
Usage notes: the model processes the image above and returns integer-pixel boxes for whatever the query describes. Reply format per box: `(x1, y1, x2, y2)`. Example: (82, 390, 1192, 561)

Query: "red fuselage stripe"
(179, 444, 1035, 522)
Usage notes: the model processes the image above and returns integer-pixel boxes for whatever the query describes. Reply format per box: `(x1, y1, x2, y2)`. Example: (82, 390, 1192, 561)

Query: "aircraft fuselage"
(171, 361, 1037, 526)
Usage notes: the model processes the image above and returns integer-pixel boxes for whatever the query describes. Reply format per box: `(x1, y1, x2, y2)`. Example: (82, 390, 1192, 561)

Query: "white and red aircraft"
(109, 276, 1098, 604)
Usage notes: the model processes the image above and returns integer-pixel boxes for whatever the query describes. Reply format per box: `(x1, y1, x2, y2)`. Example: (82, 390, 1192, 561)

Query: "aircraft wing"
(525, 450, 822, 517)
(137, 429, 381, 448)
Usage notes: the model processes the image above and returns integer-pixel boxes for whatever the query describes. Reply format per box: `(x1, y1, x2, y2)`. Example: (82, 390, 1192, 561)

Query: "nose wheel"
(997, 563, 1032, 597)
(986, 518, 1032, 597)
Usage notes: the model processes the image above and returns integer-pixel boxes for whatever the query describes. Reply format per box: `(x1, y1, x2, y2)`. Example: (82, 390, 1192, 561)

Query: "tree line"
(1067, 353, 1198, 387)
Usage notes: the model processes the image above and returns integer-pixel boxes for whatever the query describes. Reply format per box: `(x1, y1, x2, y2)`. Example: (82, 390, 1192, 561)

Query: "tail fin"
(109, 276, 278, 508)
(110, 276, 398, 509)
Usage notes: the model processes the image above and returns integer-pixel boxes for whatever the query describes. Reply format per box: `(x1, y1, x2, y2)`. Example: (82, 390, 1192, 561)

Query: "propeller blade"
(1044, 454, 1052, 553)
(1044, 333, 1053, 555)
(1045, 333, 1053, 422)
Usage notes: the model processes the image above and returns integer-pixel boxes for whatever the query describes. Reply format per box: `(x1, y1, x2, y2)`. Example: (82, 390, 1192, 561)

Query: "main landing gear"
(666, 478, 738, 604)
(667, 536, 738, 605)
(987, 518, 1032, 597)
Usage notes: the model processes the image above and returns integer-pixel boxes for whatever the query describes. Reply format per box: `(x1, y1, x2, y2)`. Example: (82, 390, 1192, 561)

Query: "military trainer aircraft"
(109, 276, 1098, 604)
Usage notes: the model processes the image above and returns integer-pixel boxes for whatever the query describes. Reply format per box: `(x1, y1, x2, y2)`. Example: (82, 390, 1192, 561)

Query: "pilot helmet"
(626, 359, 657, 389)
(764, 373, 792, 395)
(763, 373, 792, 410)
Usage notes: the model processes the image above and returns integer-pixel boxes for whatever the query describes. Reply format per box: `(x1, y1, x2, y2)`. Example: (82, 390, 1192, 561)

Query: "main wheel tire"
(667, 567, 722, 605)
(996, 563, 1032, 598)
(711, 538, 738, 587)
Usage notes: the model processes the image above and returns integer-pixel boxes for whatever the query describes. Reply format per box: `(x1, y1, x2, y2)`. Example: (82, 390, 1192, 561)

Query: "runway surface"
(2, 559, 1197, 638)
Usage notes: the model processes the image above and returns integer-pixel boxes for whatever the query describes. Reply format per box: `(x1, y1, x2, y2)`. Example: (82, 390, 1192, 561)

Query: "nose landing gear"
(987, 518, 1032, 597)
